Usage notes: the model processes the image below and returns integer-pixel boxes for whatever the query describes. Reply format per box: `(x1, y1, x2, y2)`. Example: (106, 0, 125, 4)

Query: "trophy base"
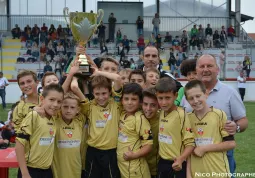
(79, 65, 91, 75)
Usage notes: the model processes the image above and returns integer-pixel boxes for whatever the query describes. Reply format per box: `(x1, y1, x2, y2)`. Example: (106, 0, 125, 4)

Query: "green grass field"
(1, 103, 254, 178)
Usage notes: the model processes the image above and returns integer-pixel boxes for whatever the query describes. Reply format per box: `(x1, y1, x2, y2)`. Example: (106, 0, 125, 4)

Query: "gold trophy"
(63, 7, 104, 75)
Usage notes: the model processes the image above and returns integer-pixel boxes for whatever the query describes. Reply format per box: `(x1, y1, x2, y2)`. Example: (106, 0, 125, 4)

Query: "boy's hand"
(33, 106, 45, 117)
(69, 59, 81, 75)
(123, 146, 136, 161)
(172, 157, 184, 171)
(193, 146, 207, 157)
(76, 45, 86, 56)
(85, 54, 98, 70)
(90, 66, 99, 77)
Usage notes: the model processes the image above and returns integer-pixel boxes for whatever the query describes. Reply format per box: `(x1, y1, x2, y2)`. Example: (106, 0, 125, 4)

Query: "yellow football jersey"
(13, 99, 38, 131)
(117, 111, 153, 178)
(16, 111, 56, 169)
(145, 112, 160, 176)
(52, 113, 86, 178)
(81, 89, 122, 150)
(158, 107, 195, 160)
(189, 107, 231, 178)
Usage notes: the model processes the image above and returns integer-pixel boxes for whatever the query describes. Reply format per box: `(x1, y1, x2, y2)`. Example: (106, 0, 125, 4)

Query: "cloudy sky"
(9, 0, 255, 33)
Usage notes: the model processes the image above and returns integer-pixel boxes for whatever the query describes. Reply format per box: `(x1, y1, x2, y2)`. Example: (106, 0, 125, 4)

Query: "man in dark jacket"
(108, 13, 117, 42)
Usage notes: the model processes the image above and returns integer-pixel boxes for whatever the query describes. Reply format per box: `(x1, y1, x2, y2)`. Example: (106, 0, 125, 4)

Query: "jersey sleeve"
(112, 87, 122, 105)
(135, 114, 153, 146)
(219, 110, 229, 138)
(80, 99, 90, 118)
(181, 113, 195, 147)
(16, 111, 39, 146)
(13, 102, 25, 131)
(175, 87, 184, 106)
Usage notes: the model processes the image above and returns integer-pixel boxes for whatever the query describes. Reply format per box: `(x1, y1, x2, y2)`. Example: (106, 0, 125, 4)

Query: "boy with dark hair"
(175, 59, 197, 106)
(13, 70, 39, 131)
(80, 69, 122, 178)
(184, 80, 236, 178)
(142, 88, 160, 177)
(15, 84, 64, 178)
(129, 69, 146, 88)
(155, 77, 195, 178)
(117, 83, 153, 178)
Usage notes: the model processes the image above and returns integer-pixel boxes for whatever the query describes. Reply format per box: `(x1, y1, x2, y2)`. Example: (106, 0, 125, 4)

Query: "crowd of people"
(0, 43, 248, 178)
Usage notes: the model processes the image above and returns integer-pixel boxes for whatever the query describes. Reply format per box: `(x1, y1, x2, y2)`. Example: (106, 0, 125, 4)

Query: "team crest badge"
(49, 128, 54, 136)
(197, 128, 203, 136)
(160, 124, 164, 132)
(103, 112, 112, 120)
(67, 131, 73, 138)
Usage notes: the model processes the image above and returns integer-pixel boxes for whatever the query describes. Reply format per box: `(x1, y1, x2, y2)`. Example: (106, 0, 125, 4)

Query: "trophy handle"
(63, 7, 70, 25)
(97, 9, 104, 26)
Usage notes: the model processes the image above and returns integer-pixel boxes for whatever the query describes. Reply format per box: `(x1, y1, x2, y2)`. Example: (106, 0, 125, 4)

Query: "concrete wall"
(4, 81, 255, 104)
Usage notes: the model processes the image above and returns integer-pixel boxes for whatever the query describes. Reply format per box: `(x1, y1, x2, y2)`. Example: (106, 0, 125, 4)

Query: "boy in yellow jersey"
(184, 80, 236, 178)
(81, 69, 122, 178)
(155, 77, 195, 178)
(52, 92, 86, 178)
(13, 70, 39, 132)
(15, 84, 64, 178)
(142, 88, 160, 178)
(117, 83, 153, 178)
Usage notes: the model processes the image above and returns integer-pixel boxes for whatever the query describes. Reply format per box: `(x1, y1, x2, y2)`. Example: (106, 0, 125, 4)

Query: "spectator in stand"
(92, 30, 98, 47)
(50, 29, 58, 41)
(97, 21, 106, 46)
(228, 25, 235, 42)
(43, 61, 53, 73)
(189, 35, 198, 51)
(172, 36, 180, 51)
(136, 16, 144, 37)
(47, 40, 56, 61)
(181, 38, 188, 53)
(152, 13, 160, 36)
(32, 28, 40, 45)
(175, 50, 183, 78)
(25, 30, 33, 47)
(32, 24, 40, 36)
(137, 34, 145, 55)
(11, 24, 21, 39)
(220, 25, 227, 46)
(130, 58, 137, 70)
(205, 24, 213, 48)
(100, 42, 108, 55)
(191, 24, 198, 38)
(149, 33, 156, 46)
(198, 24, 204, 32)
(122, 35, 130, 54)
(197, 28, 205, 50)
(65, 40, 74, 59)
(66, 24, 72, 36)
(49, 24, 56, 36)
(243, 55, 252, 78)
(57, 25, 63, 36)
(116, 28, 122, 46)
(213, 30, 221, 48)
(56, 42, 65, 55)
(40, 42, 47, 61)
(164, 32, 172, 43)
(31, 42, 39, 60)
(156, 34, 162, 49)
(24, 25, 31, 34)
(117, 42, 125, 65)
(237, 71, 246, 101)
(168, 48, 176, 74)
(236, 61, 243, 73)
(41, 23, 48, 43)
(108, 12, 117, 42)
(0, 72, 9, 110)
(181, 30, 189, 43)
(219, 49, 226, 79)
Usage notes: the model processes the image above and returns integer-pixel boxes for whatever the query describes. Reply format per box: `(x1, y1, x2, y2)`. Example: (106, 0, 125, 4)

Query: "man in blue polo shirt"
(0, 72, 9, 110)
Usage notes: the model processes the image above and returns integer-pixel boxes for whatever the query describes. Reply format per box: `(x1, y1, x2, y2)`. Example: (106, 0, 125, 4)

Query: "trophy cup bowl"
(63, 8, 104, 76)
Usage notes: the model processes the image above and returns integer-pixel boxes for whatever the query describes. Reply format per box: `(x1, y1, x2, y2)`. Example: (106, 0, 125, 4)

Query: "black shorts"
(84, 146, 120, 178)
(157, 158, 186, 178)
(17, 166, 53, 178)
